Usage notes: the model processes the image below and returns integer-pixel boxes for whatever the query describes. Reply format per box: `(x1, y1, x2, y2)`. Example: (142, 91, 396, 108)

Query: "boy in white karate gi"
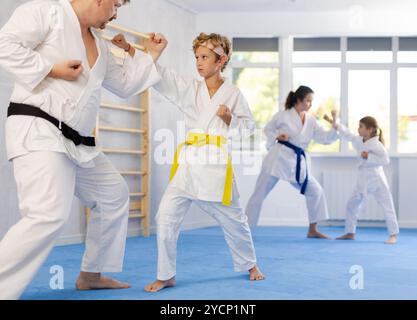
(324, 112, 399, 244)
(0, 0, 166, 299)
(112, 32, 265, 292)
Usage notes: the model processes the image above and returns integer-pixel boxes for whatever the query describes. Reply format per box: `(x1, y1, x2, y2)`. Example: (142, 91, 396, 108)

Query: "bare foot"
(75, 272, 130, 290)
(307, 231, 331, 239)
(307, 223, 331, 239)
(249, 265, 265, 281)
(144, 277, 176, 292)
(336, 233, 355, 240)
(384, 234, 397, 244)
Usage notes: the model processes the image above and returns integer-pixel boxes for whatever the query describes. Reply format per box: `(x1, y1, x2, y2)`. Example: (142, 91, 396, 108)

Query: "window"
(229, 35, 417, 154)
(346, 37, 392, 63)
(231, 37, 279, 151)
(398, 37, 417, 63)
(232, 38, 278, 64)
(233, 68, 279, 128)
(398, 68, 417, 153)
(348, 70, 391, 148)
(293, 37, 341, 63)
(292, 37, 341, 152)
(293, 68, 341, 152)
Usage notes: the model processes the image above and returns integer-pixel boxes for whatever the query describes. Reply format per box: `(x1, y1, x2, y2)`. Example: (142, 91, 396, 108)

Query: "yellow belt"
(169, 132, 233, 206)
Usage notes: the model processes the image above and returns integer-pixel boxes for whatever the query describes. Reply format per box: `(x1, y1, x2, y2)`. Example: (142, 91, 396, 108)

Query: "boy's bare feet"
(336, 233, 355, 240)
(384, 234, 397, 244)
(307, 223, 331, 239)
(249, 265, 265, 281)
(75, 272, 130, 290)
(144, 277, 176, 292)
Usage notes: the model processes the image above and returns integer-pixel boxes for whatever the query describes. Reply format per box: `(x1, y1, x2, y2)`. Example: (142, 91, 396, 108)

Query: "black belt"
(7, 102, 95, 147)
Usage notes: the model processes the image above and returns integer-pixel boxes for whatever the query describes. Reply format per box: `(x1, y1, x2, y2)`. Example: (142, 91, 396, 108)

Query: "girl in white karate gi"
(245, 86, 339, 239)
(113, 32, 265, 292)
(323, 113, 399, 244)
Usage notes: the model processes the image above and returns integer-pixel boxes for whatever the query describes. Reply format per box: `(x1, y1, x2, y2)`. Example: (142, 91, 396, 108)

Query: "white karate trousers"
(245, 171, 329, 226)
(345, 184, 399, 235)
(0, 151, 129, 299)
(156, 185, 257, 281)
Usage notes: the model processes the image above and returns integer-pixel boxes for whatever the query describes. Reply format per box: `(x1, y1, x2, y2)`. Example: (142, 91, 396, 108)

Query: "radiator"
(322, 170, 392, 221)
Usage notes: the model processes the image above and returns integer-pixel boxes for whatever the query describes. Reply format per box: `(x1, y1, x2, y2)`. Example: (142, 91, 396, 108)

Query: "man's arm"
(0, 3, 54, 91)
(0, 3, 83, 90)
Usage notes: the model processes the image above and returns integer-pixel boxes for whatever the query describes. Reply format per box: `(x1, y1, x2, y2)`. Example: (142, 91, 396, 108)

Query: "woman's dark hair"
(285, 85, 314, 110)
(360, 116, 385, 145)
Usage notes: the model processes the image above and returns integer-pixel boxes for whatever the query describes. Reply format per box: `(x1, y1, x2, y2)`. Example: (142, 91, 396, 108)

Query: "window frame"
(230, 36, 417, 155)
(229, 37, 280, 153)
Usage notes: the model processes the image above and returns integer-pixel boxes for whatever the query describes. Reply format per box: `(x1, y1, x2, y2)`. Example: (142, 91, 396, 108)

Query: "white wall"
(197, 10, 417, 37)
(398, 158, 417, 227)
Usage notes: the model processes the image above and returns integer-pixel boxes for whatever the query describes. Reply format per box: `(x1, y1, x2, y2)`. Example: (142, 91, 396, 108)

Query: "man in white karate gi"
(0, 0, 166, 299)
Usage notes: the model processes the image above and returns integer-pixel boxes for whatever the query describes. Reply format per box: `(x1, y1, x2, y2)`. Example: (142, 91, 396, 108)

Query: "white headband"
(201, 41, 229, 61)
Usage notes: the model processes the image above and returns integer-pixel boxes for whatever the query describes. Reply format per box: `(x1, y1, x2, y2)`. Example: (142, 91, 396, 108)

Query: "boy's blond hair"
(192, 32, 232, 72)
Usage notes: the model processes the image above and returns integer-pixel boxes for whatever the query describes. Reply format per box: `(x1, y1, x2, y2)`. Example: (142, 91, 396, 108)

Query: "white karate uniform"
(0, 0, 161, 299)
(153, 65, 258, 281)
(246, 108, 338, 226)
(337, 124, 399, 235)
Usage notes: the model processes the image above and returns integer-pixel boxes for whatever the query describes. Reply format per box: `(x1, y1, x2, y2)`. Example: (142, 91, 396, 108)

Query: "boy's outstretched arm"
(111, 33, 167, 62)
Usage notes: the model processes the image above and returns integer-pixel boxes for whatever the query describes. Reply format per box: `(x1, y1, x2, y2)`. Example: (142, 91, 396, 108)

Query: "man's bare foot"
(144, 277, 176, 292)
(307, 223, 331, 239)
(384, 234, 397, 244)
(249, 265, 265, 281)
(75, 272, 130, 290)
(336, 233, 355, 240)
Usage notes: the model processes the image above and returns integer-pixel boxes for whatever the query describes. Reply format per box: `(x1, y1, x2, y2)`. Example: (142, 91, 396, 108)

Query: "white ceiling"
(167, 0, 416, 13)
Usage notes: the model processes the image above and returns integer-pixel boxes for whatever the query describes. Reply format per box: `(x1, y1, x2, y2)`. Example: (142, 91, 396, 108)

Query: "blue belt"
(278, 140, 308, 194)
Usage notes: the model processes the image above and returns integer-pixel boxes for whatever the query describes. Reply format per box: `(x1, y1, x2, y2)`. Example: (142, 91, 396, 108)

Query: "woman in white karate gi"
(245, 86, 338, 239)
(323, 113, 399, 244)
(0, 0, 165, 299)
(112, 32, 265, 292)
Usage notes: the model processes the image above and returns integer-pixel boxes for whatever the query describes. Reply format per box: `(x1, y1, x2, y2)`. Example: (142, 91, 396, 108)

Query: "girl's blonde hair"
(192, 32, 232, 71)
(360, 116, 385, 145)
